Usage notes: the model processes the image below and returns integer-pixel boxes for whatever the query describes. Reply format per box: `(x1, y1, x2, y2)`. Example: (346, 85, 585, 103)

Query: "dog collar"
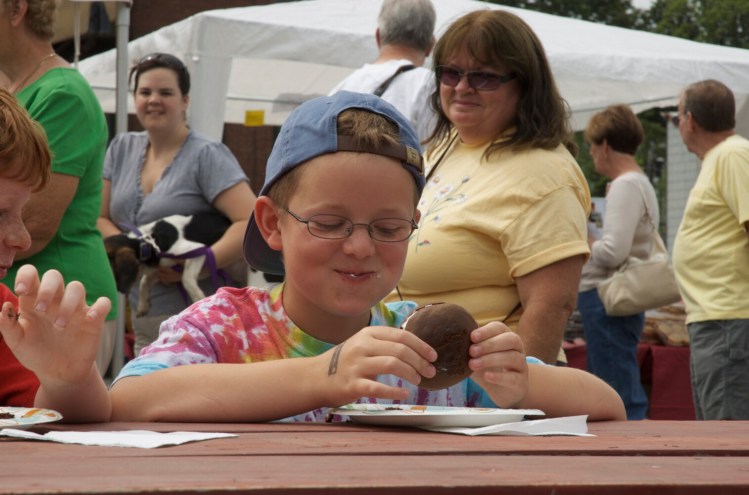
(138, 234, 160, 262)
(119, 222, 161, 262)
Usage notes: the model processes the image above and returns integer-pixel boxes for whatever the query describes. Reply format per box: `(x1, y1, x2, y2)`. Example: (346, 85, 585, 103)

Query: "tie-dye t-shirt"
(115, 283, 507, 422)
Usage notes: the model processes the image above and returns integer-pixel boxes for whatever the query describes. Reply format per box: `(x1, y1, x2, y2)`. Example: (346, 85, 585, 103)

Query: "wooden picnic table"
(1, 419, 748, 494)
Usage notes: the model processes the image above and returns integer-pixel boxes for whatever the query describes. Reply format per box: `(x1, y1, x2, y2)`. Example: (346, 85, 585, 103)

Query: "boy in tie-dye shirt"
(106, 92, 624, 423)
(116, 283, 502, 422)
(6, 92, 625, 423)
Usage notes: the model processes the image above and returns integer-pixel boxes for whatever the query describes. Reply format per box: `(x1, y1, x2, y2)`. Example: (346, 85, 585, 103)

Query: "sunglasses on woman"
(129, 53, 191, 93)
(436, 66, 517, 91)
(137, 53, 187, 71)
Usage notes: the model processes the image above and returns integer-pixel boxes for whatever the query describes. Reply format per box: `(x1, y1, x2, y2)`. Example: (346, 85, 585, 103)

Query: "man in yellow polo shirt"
(672, 79, 749, 420)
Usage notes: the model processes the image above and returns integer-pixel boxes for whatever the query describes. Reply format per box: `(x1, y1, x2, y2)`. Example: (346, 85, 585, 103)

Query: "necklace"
(11, 52, 56, 94)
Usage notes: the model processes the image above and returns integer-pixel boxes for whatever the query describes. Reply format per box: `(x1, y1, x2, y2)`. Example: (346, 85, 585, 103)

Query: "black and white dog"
(104, 212, 232, 316)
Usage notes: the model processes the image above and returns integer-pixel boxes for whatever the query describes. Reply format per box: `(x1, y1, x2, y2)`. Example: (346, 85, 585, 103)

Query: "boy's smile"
(276, 151, 420, 343)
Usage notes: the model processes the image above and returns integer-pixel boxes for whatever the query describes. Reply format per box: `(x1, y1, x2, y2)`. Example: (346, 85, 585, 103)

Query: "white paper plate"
(0, 407, 62, 430)
(330, 404, 544, 428)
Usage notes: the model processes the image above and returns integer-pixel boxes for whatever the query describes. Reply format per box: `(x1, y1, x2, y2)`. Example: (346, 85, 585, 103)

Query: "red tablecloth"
(565, 342, 695, 420)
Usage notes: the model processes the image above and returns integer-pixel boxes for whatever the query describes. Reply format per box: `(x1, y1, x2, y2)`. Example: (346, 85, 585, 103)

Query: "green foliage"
(644, 0, 749, 48)
(641, 0, 699, 38)
(636, 109, 669, 225)
(491, 0, 749, 48)
(496, 0, 639, 27)
(574, 134, 608, 197)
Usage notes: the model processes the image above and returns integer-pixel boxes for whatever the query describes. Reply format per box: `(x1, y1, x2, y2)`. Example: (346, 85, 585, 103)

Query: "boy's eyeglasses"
(670, 114, 680, 126)
(436, 66, 516, 91)
(285, 209, 417, 242)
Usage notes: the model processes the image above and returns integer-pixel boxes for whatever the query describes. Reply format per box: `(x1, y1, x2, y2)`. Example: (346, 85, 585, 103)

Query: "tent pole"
(73, 2, 81, 68)
(115, 2, 130, 135)
(110, 1, 131, 381)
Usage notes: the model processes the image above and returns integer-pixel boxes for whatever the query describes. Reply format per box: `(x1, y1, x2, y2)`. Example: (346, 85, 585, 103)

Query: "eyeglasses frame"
(436, 65, 517, 91)
(285, 208, 417, 243)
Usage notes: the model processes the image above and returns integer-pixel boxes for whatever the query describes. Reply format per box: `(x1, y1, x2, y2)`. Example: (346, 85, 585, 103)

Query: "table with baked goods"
(565, 303, 695, 420)
(1, 418, 748, 494)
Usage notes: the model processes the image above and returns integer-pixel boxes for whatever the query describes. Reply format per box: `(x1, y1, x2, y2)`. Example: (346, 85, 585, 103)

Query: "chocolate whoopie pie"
(402, 302, 478, 391)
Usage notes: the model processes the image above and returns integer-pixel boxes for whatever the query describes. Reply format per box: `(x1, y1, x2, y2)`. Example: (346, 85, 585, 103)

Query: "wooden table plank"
(3, 420, 747, 457)
(1, 454, 747, 495)
(2, 421, 748, 495)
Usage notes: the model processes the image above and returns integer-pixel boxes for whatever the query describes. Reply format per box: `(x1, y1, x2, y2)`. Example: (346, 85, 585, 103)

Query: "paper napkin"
(0, 428, 237, 448)
(422, 415, 594, 436)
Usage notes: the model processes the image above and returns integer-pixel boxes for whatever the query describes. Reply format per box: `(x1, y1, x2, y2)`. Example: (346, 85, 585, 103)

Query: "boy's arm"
(0, 265, 112, 422)
(518, 365, 626, 421)
(111, 359, 342, 423)
(110, 326, 438, 423)
(468, 322, 626, 421)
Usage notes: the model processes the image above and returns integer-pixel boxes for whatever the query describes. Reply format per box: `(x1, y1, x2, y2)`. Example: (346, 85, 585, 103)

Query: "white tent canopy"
(78, 0, 749, 141)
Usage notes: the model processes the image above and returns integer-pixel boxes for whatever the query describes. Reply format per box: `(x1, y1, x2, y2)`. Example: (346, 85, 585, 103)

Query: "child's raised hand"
(319, 326, 437, 406)
(467, 321, 529, 408)
(0, 265, 112, 387)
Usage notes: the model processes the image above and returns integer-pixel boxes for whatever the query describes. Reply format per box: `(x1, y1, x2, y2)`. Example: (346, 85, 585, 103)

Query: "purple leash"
(118, 223, 230, 305)
(160, 246, 231, 304)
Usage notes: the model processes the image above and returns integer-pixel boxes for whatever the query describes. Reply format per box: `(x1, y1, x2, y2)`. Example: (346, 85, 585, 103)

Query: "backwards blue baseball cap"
(243, 90, 425, 276)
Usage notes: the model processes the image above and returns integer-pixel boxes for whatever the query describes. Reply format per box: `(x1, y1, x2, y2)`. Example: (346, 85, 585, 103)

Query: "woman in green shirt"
(0, 0, 118, 374)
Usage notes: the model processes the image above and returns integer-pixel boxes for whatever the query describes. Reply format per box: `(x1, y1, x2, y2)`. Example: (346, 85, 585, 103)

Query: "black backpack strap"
(373, 64, 416, 97)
